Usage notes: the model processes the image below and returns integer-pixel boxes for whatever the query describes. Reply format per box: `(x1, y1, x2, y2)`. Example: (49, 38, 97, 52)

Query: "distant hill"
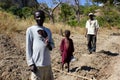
(0, 0, 38, 8)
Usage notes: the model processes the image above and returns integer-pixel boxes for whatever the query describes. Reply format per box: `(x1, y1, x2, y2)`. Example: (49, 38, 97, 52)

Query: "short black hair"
(34, 10, 45, 19)
(65, 30, 70, 35)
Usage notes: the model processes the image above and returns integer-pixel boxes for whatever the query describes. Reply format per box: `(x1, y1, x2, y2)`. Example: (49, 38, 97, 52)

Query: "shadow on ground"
(97, 50, 119, 56)
(80, 66, 99, 72)
(70, 66, 99, 72)
(70, 67, 78, 72)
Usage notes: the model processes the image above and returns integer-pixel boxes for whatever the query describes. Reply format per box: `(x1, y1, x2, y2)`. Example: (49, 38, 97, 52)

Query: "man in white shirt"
(26, 10, 54, 80)
(85, 13, 99, 54)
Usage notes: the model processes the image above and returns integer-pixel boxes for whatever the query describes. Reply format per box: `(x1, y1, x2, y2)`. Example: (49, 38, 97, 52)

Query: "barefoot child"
(60, 30, 74, 72)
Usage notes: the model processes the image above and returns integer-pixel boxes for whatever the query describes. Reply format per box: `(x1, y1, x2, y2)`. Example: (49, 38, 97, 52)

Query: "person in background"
(26, 10, 54, 80)
(85, 13, 99, 54)
(60, 30, 74, 72)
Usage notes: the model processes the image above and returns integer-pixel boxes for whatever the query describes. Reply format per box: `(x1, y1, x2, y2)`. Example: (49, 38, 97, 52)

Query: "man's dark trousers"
(87, 34, 96, 53)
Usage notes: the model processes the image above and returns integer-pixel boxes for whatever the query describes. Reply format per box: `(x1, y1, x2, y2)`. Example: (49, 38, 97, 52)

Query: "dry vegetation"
(0, 11, 85, 35)
(0, 11, 34, 34)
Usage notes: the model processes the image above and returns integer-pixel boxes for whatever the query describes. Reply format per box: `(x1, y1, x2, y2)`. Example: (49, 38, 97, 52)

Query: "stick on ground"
(52, 67, 96, 80)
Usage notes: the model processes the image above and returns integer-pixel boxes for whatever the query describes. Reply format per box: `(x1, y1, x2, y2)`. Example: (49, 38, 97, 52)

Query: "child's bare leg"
(67, 62, 70, 72)
(62, 63, 64, 71)
(65, 63, 68, 69)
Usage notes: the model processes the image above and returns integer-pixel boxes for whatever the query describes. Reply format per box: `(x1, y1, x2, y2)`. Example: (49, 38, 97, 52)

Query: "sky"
(37, 0, 89, 7)
(80, 0, 86, 5)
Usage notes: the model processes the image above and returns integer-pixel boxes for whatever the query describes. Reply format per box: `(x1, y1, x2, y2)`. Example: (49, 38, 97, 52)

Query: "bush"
(78, 17, 88, 28)
(21, 7, 33, 18)
(7, 6, 18, 14)
(96, 16, 107, 27)
(67, 19, 78, 27)
(6, 6, 33, 18)
(83, 5, 98, 15)
(59, 3, 74, 23)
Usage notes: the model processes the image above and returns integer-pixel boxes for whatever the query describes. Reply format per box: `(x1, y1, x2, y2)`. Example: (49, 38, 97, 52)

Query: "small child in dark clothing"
(60, 30, 74, 72)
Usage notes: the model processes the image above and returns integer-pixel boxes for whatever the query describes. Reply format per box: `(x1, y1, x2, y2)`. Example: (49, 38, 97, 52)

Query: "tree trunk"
(75, 0, 80, 23)
(49, 13, 55, 24)
(38, 1, 61, 24)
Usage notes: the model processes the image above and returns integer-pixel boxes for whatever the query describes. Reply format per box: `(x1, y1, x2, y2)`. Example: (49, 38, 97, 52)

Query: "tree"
(59, 3, 73, 23)
(84, 0, 91, 6)
(74, 0, 80, 23)
(38, 0, 62, 23)
(92, 0, 120, 5)
(0, 0, 38, 9)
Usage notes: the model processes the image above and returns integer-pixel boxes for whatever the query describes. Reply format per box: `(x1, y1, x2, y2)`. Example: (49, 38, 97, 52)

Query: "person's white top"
(26, 25, 54, 67)
(86, 19, 99, 35)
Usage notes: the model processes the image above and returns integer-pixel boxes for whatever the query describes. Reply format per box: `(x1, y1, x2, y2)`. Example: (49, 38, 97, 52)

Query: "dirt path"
(51, 30, 120, 80)
(96, 34, 120, 80)
(0, 29, 120, 80)
(102, 35, 120, 80)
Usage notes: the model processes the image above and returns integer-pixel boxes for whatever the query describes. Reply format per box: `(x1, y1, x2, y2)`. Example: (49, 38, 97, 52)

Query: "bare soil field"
(0, 28, 120, 80)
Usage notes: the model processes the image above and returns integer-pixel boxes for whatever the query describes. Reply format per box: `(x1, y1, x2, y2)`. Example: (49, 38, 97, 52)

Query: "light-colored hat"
(88, 13, 94, 16)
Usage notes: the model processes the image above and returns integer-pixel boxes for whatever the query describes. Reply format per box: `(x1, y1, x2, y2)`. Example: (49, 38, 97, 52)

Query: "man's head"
(88, 13, 95, 20)
(34, 10, 45, 26)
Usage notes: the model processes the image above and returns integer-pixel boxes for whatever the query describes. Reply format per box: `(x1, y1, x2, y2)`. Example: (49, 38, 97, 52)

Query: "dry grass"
(0, 11, 35, 34)
(1, 10, 120, 37)
(44, 23, 85, 35)
(0, 11, 85, 35)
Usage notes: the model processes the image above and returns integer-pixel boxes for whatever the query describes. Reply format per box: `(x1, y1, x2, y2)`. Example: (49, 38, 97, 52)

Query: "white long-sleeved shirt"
(26, 25, 54, 66)
(86, 19, 99, 35)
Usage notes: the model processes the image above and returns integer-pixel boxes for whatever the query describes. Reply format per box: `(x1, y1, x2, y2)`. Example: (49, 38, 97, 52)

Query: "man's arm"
(95, 20, 99, 36)
(95, 28, 99, 36)
(45, 38, 52, 51)
(26, 28, 34, 66)
(46, 28, 55, 51)
(85, 28, 88, 37)
(85, 21, 88, 37)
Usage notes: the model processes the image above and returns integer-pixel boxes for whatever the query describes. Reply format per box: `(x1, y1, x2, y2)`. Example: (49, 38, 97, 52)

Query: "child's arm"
(71, 39, 74, 52)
